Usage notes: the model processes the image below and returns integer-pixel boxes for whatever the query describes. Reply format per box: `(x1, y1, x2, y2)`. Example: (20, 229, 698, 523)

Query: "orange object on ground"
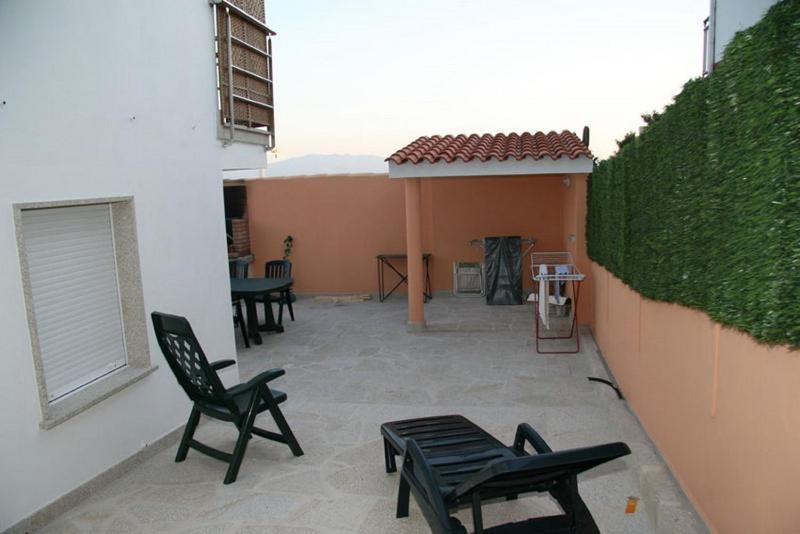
(625, 496, 639, 514)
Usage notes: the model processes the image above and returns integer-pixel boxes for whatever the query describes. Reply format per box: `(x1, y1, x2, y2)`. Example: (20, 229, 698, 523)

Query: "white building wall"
(0, 0, 264, 528)
(710, 0, 780, 63)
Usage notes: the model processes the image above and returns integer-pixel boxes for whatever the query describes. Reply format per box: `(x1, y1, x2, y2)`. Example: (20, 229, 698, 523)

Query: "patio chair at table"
(229, 258, 251, 348)
(256, 260, 295, 325)
(151, 312, 304, 484)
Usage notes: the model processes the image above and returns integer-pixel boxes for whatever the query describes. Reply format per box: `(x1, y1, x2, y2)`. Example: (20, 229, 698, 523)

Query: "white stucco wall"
(0, 0, 264, 528)
(710, 0, 779, 62)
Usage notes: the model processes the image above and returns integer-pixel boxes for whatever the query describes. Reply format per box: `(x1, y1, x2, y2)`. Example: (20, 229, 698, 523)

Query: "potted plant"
(283, 235, 294, 260)
(283, 235, 296, 304)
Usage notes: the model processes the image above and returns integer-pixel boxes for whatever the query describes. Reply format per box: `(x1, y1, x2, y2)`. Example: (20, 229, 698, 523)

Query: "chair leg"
(224, 390, 260, 484)
(384, 438, 397, 473)
(263, 390, 304, 457)
(235, 300, 249, 348)
(549, 474, 599, 533)
(396, 475, 410, 518)
(176, 405, 201, 462)
(472, 492, 484, 534)
(277, 298, 284, 326)
(234, 419, 253, 441)
(287, 292, 295, 321)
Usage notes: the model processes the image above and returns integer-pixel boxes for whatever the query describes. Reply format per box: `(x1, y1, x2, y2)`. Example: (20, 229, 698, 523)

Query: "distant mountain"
(266, 154, 387, 177)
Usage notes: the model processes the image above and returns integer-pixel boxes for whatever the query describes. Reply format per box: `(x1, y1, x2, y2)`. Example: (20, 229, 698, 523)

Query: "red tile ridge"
(387, 130, 592, 165)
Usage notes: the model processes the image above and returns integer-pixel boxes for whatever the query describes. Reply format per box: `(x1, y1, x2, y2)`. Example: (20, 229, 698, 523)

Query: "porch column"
(404, 178, 425, 330)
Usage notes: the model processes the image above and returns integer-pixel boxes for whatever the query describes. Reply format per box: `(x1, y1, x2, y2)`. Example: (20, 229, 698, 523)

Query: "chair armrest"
(403, 439, 435, 486)
(513, 423, 553, 454)
(210, 359, 237, 371)
(448, 441, 631, 501)
(227, 368, 286, 396)
(402, 439, 451, 521)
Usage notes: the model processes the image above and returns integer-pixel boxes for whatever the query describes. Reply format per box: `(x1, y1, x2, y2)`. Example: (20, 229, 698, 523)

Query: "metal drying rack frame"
(468, 237, 537, 256)
(531, 252, 586, 354)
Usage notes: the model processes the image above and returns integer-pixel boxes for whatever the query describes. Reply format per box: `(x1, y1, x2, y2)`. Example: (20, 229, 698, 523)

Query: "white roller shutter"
(21, 204, 127, 402)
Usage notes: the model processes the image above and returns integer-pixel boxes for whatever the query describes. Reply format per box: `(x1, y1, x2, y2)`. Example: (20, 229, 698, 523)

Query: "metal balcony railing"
(211, 0, 275, 148)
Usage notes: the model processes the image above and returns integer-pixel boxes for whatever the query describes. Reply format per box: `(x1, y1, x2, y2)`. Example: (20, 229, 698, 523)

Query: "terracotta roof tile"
(387, 131, 592, 165)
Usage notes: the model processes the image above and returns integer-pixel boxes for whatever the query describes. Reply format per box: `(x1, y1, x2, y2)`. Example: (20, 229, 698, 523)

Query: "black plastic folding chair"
(152, 312, 303, 484)
(256, 260, 295, 325)
(381, 415, 631, 533)
(230, 258, 251, 347)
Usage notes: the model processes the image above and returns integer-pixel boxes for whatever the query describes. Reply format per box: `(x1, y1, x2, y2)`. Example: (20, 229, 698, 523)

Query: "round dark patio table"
(230, 277, 292, 345)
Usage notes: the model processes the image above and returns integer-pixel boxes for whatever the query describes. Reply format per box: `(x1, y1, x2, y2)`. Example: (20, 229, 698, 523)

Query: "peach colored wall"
(246, 173, 576, 298)
(424, 174, 568, 293)
(591, 263, 800, 533)
(562, 175, 594, 326)
(246, 174, 406, 293)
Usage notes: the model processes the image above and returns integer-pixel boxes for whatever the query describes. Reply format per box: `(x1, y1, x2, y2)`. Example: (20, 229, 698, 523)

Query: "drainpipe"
(709, 0, 717, 73)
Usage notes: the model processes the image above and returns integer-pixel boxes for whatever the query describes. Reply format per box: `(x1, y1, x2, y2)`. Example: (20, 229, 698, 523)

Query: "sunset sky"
(266, 0, 708, 164)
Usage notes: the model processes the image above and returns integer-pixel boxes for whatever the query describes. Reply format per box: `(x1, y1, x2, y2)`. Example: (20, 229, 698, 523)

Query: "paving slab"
(35, 295, 706, 533)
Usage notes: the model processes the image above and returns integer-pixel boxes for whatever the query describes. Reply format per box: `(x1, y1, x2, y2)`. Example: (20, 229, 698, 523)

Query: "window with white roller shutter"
(20, 203, 127, 403)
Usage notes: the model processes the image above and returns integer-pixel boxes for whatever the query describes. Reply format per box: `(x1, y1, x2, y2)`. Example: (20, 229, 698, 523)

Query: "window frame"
(14, 197, 156, 429)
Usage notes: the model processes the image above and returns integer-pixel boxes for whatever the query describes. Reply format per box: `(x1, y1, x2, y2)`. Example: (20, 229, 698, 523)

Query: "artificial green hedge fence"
(587, 0, 799, 347)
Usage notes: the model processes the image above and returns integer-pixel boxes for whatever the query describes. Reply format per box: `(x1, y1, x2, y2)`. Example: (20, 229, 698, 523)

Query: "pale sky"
(267, 0, 708, 163)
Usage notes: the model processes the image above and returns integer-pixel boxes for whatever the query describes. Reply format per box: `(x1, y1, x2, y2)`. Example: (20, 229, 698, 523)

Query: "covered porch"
(386, 130, 595, 330)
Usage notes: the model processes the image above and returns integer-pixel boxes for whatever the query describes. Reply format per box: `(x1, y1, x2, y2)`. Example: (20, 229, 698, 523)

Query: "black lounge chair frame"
(152, 312, 303, 484)
(381, 415, 631, 534)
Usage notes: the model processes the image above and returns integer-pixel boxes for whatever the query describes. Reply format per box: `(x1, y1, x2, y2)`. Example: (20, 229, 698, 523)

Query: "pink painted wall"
(590, 263, 800, 533)
(424, 174, 568, 293)
(562, 175, 594, 326)
(246, 174, 407, 293)
(246, 173, 578, 297)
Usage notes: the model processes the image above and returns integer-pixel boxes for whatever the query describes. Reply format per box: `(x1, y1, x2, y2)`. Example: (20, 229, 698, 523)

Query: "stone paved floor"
(38, 296, 705, 533)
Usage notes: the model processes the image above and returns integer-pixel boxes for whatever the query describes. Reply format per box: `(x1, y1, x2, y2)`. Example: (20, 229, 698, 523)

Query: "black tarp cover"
(485, 236, 523, 305)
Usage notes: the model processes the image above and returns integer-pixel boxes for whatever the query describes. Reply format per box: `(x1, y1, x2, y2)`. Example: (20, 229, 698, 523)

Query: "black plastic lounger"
(381, 415, 631, 533)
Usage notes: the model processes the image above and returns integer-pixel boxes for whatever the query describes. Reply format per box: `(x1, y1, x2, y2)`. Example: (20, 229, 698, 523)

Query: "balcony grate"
(212, 0, 275, 148)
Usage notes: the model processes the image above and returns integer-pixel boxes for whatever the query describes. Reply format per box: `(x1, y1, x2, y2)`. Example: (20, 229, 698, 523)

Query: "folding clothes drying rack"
(468, 237, 537, 255)
(530, 252, 586, 353)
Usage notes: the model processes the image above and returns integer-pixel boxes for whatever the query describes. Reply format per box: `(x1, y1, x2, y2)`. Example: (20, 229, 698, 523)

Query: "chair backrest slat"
(230, 258, 250, 279)
(151, 312, 236, 412)
(265, 259, 291, 279)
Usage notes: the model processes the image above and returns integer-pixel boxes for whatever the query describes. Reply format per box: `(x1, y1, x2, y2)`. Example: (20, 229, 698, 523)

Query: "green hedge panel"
(587, 0, 799, 347)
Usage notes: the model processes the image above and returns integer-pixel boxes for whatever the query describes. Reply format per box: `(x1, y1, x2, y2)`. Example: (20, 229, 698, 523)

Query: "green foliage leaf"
(587, 0, 800, 347)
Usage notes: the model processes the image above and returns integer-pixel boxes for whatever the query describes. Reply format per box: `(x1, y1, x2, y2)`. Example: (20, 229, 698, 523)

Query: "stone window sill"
(40, 365, 158, 430)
